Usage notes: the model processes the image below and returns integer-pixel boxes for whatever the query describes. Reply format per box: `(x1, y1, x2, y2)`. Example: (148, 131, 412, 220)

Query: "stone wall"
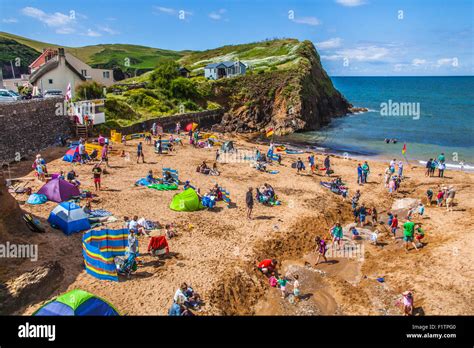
(0, 98, 73, 163)
(114, 109, 224, 135)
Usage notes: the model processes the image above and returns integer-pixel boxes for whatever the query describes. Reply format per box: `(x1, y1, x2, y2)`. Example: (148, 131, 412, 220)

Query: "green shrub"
(76, 81, 105, 100)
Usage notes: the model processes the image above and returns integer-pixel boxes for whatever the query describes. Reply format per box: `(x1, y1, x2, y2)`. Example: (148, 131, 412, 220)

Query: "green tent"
(169, 188, 204, 212)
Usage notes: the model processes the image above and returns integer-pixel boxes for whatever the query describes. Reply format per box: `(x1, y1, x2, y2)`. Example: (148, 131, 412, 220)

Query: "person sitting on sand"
(402, 291, 414, 316)
(163, 171, 174, 185)
(330, 222, 344, 250)
(146, 170, 158, 184)
(414, 225, 425, 247)
(183, 180, 195, 191)
(314, 236, 328, 265)
(350, 226, 360, 240)
(128, 215, 149, 236)
(209, 162, 220, 176)
(199, 161, 210, 175)
(269, 272, 278, 287)
(258, 259, 278, 275)
(165, 224, 177, 239)
(67, 169, 80, 186)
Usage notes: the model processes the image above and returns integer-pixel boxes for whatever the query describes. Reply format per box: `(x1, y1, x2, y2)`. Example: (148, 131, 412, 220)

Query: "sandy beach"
(3, 133, 473, 316)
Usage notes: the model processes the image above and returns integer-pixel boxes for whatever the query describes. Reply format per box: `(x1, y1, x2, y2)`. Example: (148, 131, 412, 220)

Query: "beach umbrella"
(184, 122, 198, 132)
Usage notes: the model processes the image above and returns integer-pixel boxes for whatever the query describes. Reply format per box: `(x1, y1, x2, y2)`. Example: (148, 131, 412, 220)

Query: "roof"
(204, 61, 244, 69)
(29, 57, 86, 84)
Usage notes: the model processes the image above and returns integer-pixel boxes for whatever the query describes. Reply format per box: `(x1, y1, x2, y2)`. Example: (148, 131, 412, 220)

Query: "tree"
(75, 81, 105, 101)
(149, 60, 180, 90)
(170, 77, 198, 99)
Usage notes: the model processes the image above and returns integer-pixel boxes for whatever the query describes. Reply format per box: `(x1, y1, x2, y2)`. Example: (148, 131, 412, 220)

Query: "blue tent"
(33, 289, 119, 316)
(48, 201, 91, 235)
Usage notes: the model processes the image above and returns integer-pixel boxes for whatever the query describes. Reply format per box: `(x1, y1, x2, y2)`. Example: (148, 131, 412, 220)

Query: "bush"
(149, 60, 180, 90)
(170, 77, 198, 99)
(75, 81, 105, 100)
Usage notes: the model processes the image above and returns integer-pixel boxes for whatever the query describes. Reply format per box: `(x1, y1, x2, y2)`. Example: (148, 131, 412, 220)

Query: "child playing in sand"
(350, 226, 360, 240)
(436, 189, 445, 207)
(390, 214, 399, 239)
(417, 203, 425, 217)
(269, 272, 278, 287)
(315, 236, 328, 265)
(293, 274, 301, 302)
(402, 291, 414, 316)
(426, 189, 433, 207)
(371, 206, 378, 226)
(277, 275, 288, 298)
(330, 222, 344, 250)
(370, 230, 379, 245)
(165, 224, 177, 239)
(414, 225, 425, 248)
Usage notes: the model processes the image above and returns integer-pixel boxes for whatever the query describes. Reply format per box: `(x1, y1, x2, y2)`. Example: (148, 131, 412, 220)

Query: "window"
(48, 79, 53, 84)
(81, 69, 87, 76)
(103, 71, 110, 79)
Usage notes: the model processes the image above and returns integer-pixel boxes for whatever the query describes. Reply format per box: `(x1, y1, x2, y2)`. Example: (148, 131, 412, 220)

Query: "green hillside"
(0, 32, 185, 72)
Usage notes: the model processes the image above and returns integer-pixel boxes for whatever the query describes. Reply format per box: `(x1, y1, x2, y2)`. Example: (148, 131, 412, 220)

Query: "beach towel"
(135, 178, 152, 186)
(285, 149, 304, 155)
(27, 193, 48, 205)
(89, 209, 113, 218)
(268, 170, 279, 175)
(147, 236, 169, 254)
(148, 183, 178, 191)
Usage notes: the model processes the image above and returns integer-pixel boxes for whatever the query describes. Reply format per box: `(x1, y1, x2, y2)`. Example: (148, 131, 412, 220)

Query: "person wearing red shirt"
(257, 259, 278, 274)
(391, 214, 399, 239)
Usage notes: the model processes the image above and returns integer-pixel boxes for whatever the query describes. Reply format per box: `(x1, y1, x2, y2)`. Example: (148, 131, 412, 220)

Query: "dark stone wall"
(0, 98, 73, 163)
(115, 109, 224, 135)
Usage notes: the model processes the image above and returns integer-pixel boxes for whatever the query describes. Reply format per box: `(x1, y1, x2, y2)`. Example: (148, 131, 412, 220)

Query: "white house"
(29, 48, 114, 97)
(204, 61, 246, 80)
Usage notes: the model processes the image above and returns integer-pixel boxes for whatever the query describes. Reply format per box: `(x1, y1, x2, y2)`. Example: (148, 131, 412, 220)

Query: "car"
(43, 89, 64, 99)
(0, 89, 21, 102)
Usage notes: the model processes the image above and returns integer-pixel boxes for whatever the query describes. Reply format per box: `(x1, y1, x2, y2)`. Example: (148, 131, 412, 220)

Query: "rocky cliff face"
(211, 41, 351, 135)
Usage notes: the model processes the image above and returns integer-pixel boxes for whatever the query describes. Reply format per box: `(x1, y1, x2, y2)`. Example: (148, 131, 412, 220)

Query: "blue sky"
(1, 0, 473, 76)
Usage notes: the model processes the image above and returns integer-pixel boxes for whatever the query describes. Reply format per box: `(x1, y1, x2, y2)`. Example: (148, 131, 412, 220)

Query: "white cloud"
(2, 18, 18, 23)
(85, 29, 101, 37)
(209, 9, 226, 20)
(56, 27, 75, 34)
(411, 58, 427, 66)
(435, 58, 458, 67)
(153, 6, 192, 17)
(21, 7, 73, 27)
(323, 45, 390, 62)
(316, 37, 342, 50)
(99, 25, 119, 35)
(154, 6, 176, 15)
(292, 16, 321, 26)
(335, 0, 367, 7)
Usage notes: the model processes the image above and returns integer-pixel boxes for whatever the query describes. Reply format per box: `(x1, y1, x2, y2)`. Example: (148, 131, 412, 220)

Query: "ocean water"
(284, 76, 474, 169)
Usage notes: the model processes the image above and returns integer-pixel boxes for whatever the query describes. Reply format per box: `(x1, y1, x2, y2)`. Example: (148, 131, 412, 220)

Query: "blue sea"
(283, 76, 474, 170)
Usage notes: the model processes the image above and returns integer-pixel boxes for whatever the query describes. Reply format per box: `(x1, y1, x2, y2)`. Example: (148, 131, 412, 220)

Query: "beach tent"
(48, 201, 91, 235)
(184, 122, 198, 132)
(33, 289, 119, 316)
(221, 141, 234, 153)
(26, 193, 48, 205)
(37, 178, 80, 203)
(82, 228, 129, 281)
(169, 188, 204, 212)
(63, 146, 81, 163)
